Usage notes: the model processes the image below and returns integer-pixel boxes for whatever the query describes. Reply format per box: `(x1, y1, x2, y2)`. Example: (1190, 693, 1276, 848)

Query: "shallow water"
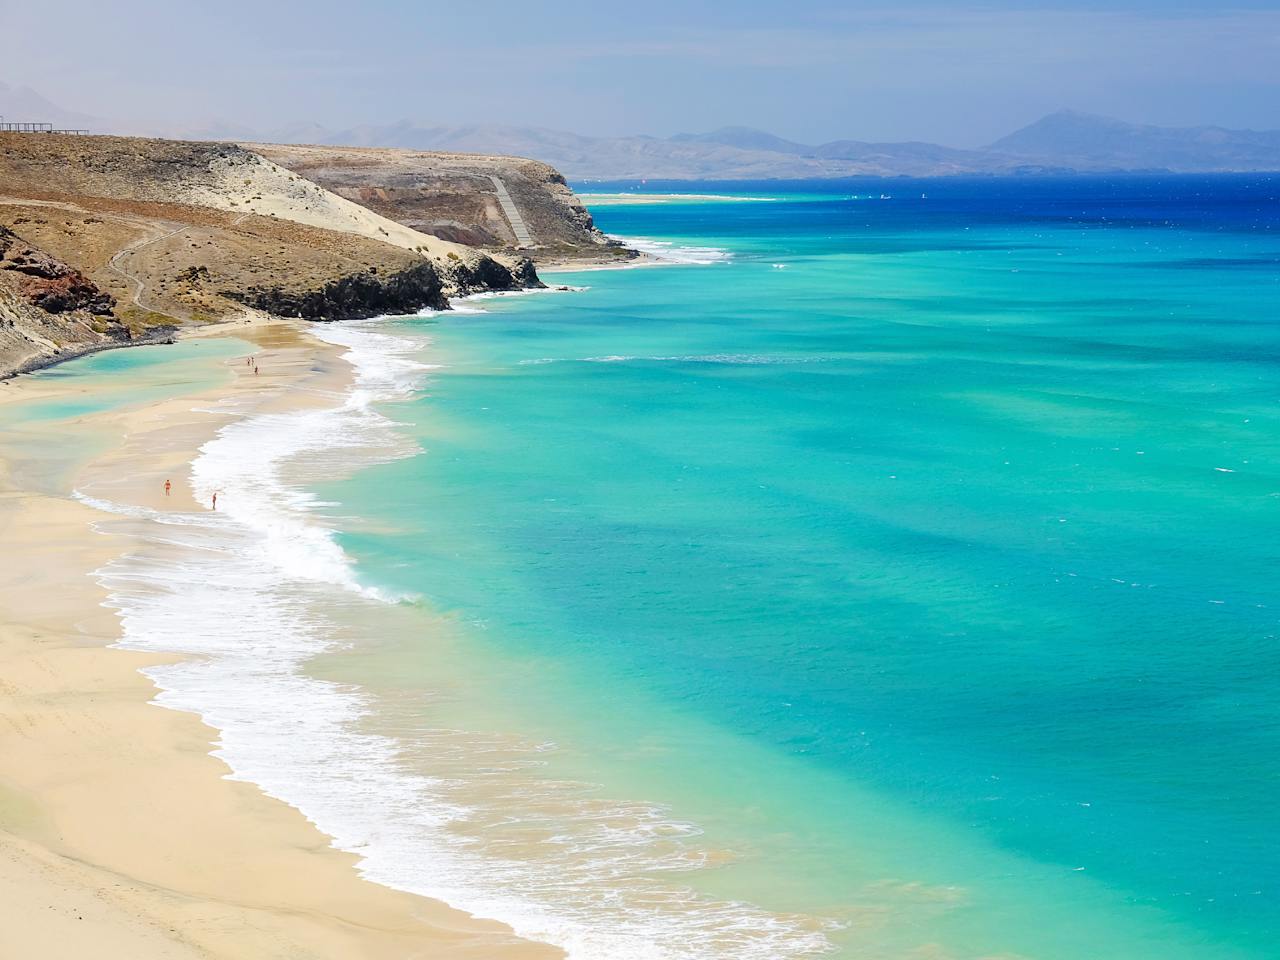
(0, 339, 244, 491)
(10, 340, 243, 421)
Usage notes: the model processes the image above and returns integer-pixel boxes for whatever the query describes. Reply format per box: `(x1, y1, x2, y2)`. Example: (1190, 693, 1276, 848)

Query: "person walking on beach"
(212, 492, 218, 510)
(164, 479, 171, 496)
(254, 364, 259, 376)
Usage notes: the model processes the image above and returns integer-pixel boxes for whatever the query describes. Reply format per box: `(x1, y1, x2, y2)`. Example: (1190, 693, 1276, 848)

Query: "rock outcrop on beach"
(0, 131, 597, 375)
(440, 250, 542, 294)
(226, 260, 448, 321)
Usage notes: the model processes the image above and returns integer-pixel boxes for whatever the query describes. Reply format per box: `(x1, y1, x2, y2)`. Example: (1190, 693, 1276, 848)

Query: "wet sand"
(0, 315, 559, 960)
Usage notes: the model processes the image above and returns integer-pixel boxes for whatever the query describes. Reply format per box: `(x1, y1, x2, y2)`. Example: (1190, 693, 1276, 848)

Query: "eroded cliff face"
(0, 133, 556, 374)
(223, 251, 546, 322)
(439, 252, 543, 295)
(0, 227, 116, 315)
(531, 167, 607, 241)
(245, 143, 634, 266)
(224, 260, 448, 322)
(0, 226, 150, 378)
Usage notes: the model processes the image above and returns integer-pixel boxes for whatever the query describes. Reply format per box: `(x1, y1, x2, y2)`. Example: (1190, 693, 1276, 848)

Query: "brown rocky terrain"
(0, 190, 453, 378)
(0, 222, 150, 375)
(0, 226, 116, 315)
(246, 143, 634, 266)
(0, 132, 607, 376)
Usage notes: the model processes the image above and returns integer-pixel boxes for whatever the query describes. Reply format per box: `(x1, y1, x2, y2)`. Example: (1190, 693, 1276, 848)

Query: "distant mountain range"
(235, 111, 1280, 180)
(224, 112, 1280, 179)
(2, 81, 1277, 180)
(987, 111, 1280, 174)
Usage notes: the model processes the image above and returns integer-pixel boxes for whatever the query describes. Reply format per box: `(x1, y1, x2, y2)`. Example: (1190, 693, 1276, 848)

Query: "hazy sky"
(2, 0, 1278, 145)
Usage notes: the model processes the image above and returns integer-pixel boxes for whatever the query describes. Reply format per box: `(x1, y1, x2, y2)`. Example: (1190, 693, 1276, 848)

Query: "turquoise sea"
(26, 176, 1280, 959)
(0, 339, 243, 493)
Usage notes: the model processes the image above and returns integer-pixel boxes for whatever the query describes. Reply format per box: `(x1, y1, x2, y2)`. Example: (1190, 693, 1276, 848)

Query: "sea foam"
(78, 314, 835, 960)
(612, 236, 733, 265)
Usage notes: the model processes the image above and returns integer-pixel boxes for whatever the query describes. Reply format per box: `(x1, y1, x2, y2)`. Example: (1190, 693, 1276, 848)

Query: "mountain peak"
(989, 109, 1137, 150)
(1041, 108, 1113, 122)
(988, 109, 1280, 170)
(670, 126, 811, 155)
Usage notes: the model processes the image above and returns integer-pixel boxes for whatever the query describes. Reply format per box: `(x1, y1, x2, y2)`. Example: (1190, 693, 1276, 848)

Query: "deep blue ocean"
(305, 175, 1280, 959)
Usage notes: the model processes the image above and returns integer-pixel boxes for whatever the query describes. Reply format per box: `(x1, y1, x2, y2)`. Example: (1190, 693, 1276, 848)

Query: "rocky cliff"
(0, 132, 563, 374)
(0, 226, 116, 315)
(246, 143, 634, 266)
(0, 225, 157, 377)
(225, 260, 447, 322)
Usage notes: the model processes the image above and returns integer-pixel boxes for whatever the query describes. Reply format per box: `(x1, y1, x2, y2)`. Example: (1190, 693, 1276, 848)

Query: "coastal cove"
(0, 174, 1277, 960)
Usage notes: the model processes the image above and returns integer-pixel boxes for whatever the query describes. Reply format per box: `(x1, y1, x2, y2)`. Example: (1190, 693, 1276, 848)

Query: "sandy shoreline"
(0, 316, 558, 959)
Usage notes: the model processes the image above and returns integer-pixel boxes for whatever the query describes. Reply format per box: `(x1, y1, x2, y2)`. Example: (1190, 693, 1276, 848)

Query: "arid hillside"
(0, 133, 570, 376)
(247, 142, 633, 265)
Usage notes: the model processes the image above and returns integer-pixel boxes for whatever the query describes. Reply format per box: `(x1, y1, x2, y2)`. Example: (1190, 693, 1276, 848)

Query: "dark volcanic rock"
(509, 256, 542, 287)
(22, 273, 116, 315)
(441, 253, 544, 296)
(0, 226, 116, 315)
(224, 259, 447, 321)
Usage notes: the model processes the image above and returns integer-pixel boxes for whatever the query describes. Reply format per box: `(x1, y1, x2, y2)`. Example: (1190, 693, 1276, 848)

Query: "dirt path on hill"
(0, 197, 89, 214)
(105, 223, 188, 315)
(0, 195, 185, 318)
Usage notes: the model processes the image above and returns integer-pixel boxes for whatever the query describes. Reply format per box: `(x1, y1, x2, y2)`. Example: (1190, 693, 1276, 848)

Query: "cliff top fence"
(0, 118, 91, 134)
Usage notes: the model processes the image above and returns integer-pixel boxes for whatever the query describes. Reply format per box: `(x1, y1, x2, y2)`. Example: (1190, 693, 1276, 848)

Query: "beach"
(0, 316, 557, 960)
(2, 176, 1278, 960)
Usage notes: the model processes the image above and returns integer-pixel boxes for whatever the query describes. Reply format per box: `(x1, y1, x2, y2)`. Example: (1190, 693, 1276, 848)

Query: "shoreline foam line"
(0, 321, 568, 960)
(577, 194, 779, 205)
(606, 236, 733, 265)
(74, 312, 835, 960)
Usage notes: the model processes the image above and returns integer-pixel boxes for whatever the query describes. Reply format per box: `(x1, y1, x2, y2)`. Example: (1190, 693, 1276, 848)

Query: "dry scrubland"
(0, 133, 627, 376)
